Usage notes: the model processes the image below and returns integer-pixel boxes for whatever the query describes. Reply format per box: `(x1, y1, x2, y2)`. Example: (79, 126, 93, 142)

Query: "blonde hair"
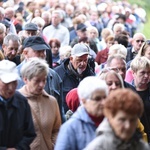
(131, 56, 150, 72)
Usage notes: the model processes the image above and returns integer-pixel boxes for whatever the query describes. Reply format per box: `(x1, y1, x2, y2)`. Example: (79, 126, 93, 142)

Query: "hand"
(7, 148, 16, 150)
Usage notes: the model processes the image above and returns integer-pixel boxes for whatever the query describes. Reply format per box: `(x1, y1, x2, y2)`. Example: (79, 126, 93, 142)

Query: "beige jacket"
(19, 86, 61, 150)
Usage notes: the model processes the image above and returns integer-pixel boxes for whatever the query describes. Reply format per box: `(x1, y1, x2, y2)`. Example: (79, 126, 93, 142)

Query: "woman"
(18, 58, 61, 150)
(125, 40, 150, 83)
(130, 56, 150, 142)
(49, 38, 61, 68)
(85, 89, 149, 150)
(99, 68, 148, 141)
(55, 76, 108, 150)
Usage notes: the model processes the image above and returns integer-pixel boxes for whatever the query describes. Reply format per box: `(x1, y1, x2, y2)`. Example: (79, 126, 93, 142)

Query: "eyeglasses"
(136, 40, 145, 43)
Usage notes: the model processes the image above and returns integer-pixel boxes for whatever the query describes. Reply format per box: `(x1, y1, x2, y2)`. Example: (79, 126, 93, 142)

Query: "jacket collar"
(72, 106, 95, 125)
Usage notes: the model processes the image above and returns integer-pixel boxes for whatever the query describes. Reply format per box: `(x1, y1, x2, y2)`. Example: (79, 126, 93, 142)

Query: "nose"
(111, 82, 117, 90)
(11, 49, 17, 55)
(124, 121, 130, 129)
(39, 81, 45, 88)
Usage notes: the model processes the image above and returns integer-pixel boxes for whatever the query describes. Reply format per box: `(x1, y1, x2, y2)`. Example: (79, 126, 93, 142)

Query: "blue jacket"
(17, 60, 65, 122)
(54, 106, 97, 150)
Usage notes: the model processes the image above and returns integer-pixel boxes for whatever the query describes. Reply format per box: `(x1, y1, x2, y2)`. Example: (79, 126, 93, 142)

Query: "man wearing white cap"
(54, 43, 95, 113)
(0, 60, 36, 149)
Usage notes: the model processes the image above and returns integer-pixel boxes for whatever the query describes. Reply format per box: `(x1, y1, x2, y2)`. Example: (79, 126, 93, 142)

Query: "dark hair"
(114, 34, 128, 48)
(116, 13, 126, 22)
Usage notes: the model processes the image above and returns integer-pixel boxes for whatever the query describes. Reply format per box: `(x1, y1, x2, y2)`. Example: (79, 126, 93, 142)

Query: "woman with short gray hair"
(55, 76, 108, 150)
(19, 58, 61, 150)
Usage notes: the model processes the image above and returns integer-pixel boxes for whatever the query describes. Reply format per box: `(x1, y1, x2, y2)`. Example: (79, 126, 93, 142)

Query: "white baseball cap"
(0, 60, 20, 83)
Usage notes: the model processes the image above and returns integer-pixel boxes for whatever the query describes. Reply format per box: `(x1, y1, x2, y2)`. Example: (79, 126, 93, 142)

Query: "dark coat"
(0, 91, 36, 149)
(54, 59, 95, 112)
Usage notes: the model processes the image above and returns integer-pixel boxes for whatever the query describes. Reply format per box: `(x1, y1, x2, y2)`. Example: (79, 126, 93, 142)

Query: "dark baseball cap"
(24, 22, 38, 31)
(23, 36, 50, 50)
(76, 23, 87, 31)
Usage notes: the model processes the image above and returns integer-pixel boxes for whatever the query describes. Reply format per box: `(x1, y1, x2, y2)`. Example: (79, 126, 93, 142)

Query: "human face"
(0, 80, 17, 99)
(77, 30, 87, 39)
(144, 46, 150, 60)
(105, 72, 122, 93)
(89, 30, 97, 39)
(108, 58, 126, 80)
(133, 68, 150, 89)
(25, 30, 37, 37)
(106, 40, 114, 49)
(24, 47, 46, 59)
(51, 13, 61, 27)
(70, 54, 88, 74)
(24, 73, 47, 95)
(83, 89, 106, 117)
(108, 110, 138, 142)
(51, 42, 60, 55)
(2, 40, 19, 60)
(132, 35, 145, 52)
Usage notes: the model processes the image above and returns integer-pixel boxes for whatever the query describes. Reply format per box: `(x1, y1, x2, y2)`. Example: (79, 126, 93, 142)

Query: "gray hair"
(0, 23, 6, 33)
(31, 17, 45, 28)
(109, 44, 127, 59)
(77, 76, 108, 102)
(21, 58, 49, 80)
(3, 34, 20, 46)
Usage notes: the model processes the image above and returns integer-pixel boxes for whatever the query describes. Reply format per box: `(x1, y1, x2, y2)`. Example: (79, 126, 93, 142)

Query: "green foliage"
(114, 0, 150, 38)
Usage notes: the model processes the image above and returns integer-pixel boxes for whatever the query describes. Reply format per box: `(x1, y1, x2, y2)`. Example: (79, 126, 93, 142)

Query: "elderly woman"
(130, 56, 150, 142)
(99, 69, 147, 141)
(18, 58, 61, 150)
(85, 89, 150, 150)
(55, 76, 108, 150)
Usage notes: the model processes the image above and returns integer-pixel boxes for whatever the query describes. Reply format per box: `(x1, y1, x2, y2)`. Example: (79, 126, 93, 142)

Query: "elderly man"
(17, 36, 64, 122)
(126, 33, 146, 63)
(2, 33, 21, 65)
(54, 43, 95, 113)
(0, 60, 36, 149)
(106, 54, 135, 90)
(43, 10, 70, 46)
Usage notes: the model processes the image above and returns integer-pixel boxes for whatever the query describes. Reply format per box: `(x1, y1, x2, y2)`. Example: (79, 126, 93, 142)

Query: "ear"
(70, 56, 73, 62)
(23, 77, 28, 84)
(23, 48, 28, 59)
(2, 44, 6, 50)
(81, 98, 86, 104)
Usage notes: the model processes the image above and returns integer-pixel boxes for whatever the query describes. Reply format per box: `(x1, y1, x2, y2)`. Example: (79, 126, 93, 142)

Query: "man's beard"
(77, 68, 85, 74)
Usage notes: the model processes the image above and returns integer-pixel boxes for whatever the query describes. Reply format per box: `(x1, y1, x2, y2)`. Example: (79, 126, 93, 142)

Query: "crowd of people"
(0, 0, 149, 149)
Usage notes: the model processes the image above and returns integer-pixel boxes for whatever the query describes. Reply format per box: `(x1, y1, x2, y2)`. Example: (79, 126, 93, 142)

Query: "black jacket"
(0, 91, 36, 149)
(54, 59, 95, 113)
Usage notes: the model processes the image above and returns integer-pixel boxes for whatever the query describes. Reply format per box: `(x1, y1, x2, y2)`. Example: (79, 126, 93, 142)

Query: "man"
(54, 43, 95, 112)
(0, 60, 36, 149)
(106, 54, 135, 90)
(43, 10, 70, 46)
(70, 23, 87, 47)
(17, 36, 64, 122)
(2, 33, 21, 65)
(24, 22, 38, 37)
(126, 33, 146, 63)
